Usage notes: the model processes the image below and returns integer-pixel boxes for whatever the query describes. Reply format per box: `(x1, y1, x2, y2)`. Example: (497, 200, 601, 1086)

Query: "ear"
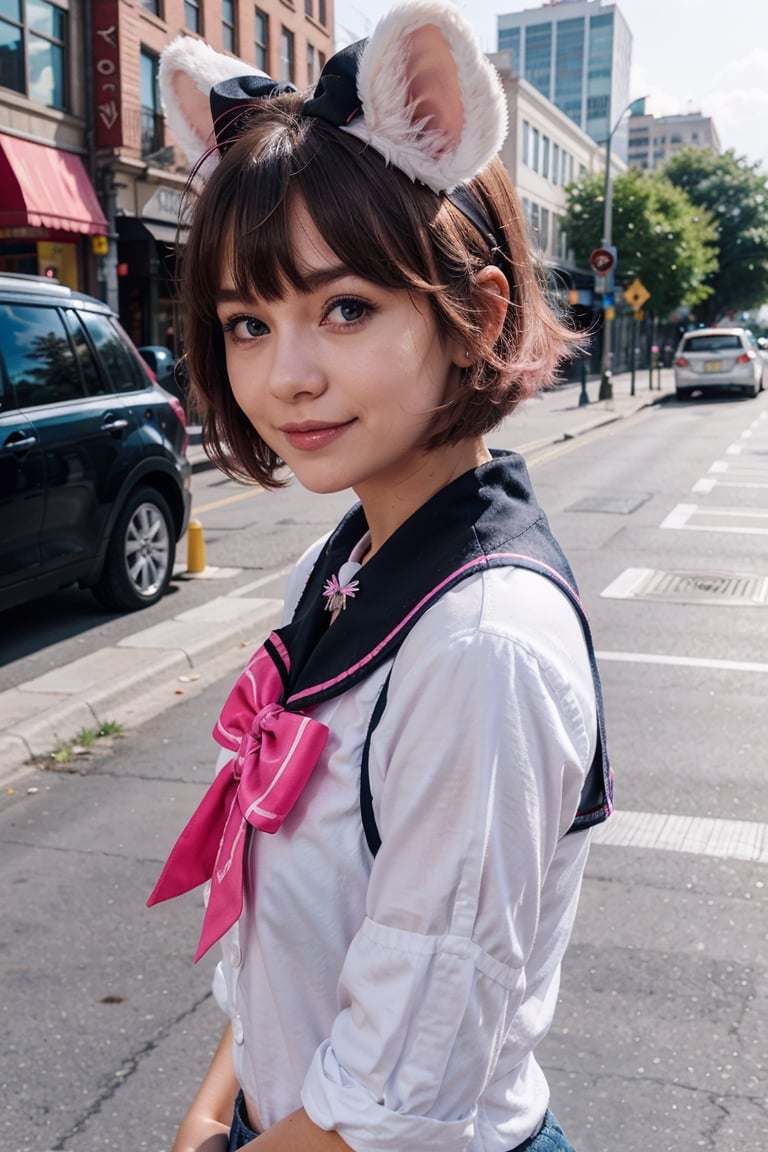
(476, 265, 510, 345)
(344, 1, 508, 192)
(159, 36, 266, 176)
(450, 265, 510, 367)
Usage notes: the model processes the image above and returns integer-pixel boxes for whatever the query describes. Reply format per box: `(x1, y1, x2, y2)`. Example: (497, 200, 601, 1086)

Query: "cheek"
(226, 355, 261, 415)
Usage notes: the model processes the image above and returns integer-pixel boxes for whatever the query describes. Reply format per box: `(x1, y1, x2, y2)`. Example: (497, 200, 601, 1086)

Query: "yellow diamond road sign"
(624, 278, 650, 311)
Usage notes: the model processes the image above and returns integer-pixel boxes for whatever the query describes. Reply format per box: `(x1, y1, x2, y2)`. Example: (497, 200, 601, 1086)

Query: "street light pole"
(598, 128, 615, 400)
(598, 97, 643, 401)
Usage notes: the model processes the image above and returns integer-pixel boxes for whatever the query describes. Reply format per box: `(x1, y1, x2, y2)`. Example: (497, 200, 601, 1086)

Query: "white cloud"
(703, 88, 768, 166)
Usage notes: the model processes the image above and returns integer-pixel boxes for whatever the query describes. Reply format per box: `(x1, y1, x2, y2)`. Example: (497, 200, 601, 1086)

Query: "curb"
(0, 596, 282, 789)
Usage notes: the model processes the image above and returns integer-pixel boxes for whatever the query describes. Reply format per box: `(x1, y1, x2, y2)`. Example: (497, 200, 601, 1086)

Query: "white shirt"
(213, 543, 595, 1152)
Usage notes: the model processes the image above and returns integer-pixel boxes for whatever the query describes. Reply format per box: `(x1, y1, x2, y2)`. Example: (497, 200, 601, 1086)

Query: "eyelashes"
(220, 295, 378, 343)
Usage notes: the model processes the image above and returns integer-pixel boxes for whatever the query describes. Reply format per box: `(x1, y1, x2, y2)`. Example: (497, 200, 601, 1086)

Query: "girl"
(148, 4, 612, 1151)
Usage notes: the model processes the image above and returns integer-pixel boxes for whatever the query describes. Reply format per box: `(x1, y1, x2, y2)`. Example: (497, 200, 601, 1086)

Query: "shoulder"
(393, 565, 596, 745)
(406, 564, 590, 675)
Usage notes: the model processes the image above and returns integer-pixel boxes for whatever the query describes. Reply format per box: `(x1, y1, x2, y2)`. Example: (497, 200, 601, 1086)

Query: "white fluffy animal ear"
(344, 0, 508, 192)
(159, 36, 265, 176)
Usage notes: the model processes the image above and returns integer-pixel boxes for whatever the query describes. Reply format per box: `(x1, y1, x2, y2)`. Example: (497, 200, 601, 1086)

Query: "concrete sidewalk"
(1, 366, 675, 788)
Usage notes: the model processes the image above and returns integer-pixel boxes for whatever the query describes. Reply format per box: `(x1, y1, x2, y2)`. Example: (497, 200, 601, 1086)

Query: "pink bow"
(147, 640, 328, 962)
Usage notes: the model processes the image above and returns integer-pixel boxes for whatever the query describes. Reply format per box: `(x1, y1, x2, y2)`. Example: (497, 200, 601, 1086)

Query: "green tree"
(663, 147, 768, 323)
(564, 168, 719, 318)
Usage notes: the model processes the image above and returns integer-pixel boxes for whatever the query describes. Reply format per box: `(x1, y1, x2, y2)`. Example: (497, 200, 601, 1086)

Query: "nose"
(267, 330, 326, 403)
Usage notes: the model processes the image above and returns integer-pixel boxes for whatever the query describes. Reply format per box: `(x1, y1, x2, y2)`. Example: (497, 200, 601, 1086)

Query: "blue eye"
(327, 298, 369, 325)
(222, 315, 268, 341)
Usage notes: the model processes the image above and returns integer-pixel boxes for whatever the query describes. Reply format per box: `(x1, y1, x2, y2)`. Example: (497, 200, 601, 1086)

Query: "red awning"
(0, 134, 107, 235)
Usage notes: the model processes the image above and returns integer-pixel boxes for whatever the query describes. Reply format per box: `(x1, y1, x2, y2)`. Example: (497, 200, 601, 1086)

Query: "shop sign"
(92, 1, 122, 148)
(142, 187, 184, 223)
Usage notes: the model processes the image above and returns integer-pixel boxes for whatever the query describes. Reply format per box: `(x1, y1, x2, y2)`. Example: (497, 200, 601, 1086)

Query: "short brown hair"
(179, 92, 575, 487)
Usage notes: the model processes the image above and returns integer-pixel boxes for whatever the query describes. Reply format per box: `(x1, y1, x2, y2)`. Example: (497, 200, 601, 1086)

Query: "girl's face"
(217, 206, 487, 545)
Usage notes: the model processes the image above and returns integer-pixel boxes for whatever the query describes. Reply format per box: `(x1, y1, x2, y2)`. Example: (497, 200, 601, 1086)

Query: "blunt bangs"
(207, 115, 446, 307)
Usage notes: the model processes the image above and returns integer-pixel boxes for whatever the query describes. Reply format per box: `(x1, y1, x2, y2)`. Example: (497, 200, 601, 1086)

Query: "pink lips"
(280, 420, 355, 451)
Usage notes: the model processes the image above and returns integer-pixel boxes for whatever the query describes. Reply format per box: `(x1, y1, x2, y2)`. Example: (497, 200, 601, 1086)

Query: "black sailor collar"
(271, 452, 569, 710)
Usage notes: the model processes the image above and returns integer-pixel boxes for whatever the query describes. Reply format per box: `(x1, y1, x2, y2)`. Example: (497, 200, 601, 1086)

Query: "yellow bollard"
(186, 518, 207, 574)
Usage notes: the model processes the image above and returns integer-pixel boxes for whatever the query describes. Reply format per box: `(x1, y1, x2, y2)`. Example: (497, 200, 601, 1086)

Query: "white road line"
(596, 649, 768, 674)
(592, 810, 768, 863)
(660, 503, 696, 529)
(661, 504, 768, 533)
(694, 479, 768, 491)
(229, 567, 294, 597)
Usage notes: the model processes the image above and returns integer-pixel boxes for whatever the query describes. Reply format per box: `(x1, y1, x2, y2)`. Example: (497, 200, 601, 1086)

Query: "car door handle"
(100, 415, 129, 434)
(3, 430, 38, 453)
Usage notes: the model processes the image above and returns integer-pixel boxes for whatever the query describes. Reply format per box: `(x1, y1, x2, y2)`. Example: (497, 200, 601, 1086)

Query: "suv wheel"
(94, 486, 175, 611)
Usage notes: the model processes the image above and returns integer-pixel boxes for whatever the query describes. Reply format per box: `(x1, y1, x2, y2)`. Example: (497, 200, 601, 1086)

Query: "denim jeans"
(228, 1091, 260, 1150)
(226, 1093, 575, 1151)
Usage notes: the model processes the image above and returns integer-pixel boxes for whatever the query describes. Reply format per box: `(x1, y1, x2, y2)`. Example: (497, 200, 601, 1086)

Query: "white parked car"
(674, 327, 766, 400)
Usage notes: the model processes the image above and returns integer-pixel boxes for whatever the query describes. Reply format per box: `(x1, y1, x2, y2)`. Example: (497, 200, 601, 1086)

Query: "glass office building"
(498, 0, 632, 160)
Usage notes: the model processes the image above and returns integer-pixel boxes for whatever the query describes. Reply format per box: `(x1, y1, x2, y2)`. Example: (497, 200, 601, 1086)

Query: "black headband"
(209, 40, 501, 255)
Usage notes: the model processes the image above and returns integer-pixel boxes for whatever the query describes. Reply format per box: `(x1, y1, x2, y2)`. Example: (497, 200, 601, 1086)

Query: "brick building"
(0, 0, 334, 348)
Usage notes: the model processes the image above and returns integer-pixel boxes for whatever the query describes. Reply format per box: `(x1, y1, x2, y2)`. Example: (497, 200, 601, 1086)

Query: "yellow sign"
(604, 306, 615, 321)
(92, 234, 109, 255)
(624, 278, 650, 311)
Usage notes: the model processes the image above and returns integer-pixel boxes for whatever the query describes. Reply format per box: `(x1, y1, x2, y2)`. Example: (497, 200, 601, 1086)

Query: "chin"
(292, 470, 356, 496)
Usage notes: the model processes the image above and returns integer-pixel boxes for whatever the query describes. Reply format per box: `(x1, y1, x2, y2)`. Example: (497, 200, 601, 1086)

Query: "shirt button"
(230, 942, 242, 968)
(232, 1015, 244, 1044)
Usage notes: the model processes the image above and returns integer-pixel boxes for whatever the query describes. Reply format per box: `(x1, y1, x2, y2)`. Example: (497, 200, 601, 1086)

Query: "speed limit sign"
(589, 247, 616, 275)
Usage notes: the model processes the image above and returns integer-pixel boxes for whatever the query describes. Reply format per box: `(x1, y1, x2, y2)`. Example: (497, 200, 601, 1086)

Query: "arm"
(241, 1108, 351, 1152)
(172, 1022, 240, 1152)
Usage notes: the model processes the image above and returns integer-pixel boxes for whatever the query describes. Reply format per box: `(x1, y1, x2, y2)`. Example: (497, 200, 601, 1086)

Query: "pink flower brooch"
(323, 560, 361, 613)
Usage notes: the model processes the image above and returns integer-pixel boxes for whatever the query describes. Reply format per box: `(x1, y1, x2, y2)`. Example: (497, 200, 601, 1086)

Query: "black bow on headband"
(210, 40, 366, 149)
(208, 40, 500, 254)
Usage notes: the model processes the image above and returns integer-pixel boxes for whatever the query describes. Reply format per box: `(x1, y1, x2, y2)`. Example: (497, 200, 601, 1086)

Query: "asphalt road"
(2, 388, 766, 1152)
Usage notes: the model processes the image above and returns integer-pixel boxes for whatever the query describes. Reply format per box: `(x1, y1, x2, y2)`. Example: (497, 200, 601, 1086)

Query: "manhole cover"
(567, 493, 652, 515)
(602, 568, 768, 605)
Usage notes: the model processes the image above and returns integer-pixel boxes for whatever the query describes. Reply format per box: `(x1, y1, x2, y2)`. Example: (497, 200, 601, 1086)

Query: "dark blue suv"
(0, 274, 191, 613)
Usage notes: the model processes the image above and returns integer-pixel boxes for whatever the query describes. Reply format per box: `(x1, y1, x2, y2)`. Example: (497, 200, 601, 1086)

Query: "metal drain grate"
(602, 567, 768, 605)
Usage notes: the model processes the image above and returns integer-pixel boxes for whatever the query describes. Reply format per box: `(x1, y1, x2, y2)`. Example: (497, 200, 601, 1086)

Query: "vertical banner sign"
(92, 1, 122, 148)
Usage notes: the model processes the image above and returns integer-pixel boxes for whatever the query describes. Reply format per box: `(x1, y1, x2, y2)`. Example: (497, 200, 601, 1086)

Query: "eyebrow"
(216, 263, 355, 305)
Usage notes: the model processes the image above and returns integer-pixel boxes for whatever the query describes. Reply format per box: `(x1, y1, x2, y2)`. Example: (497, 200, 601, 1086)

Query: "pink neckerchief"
(147, 640, 328, 962)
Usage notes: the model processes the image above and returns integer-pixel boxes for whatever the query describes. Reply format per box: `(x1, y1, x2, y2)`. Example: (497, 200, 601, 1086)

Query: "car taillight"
(167, 395, 189, 455)
(676, 356, 689, 367)
(736, 352, 754, 364)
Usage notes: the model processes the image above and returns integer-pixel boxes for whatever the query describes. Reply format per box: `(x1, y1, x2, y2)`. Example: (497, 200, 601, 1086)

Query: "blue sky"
(335, 0, 768, 170)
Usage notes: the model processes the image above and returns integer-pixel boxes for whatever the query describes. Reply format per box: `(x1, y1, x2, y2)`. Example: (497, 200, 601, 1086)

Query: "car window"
(63, 309, 109, 397)
(79, 312, 152, 393)
(0, 303, 86, 408)
(682, 334, 743, 352)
